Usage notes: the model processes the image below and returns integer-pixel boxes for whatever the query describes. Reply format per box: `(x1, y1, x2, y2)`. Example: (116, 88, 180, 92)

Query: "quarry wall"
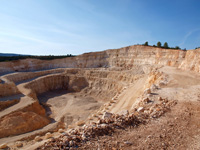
(0, 100, 50, 138)
(0, 82, 20, 97)
(1, 45, 198, 139)
(64, 69, 145, 100)
(0, 45, 190, 74)
(1, 68, 65, 84)
(178, 49, 200, 72)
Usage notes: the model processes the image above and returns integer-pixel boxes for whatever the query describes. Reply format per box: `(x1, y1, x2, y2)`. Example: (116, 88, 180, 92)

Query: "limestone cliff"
(0, 45, 199, 141)
(0, 101, 50, 138)
(0, 45, 188, 74)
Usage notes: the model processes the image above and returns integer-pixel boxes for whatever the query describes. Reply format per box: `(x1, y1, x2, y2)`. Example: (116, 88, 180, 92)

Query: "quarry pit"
(1, 45, 200, 149)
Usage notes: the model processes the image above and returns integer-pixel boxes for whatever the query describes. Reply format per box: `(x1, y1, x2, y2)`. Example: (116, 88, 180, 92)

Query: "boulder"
(137, 107, 144, 112)
(144, 88, 151, 95)
(143, 97, 151, 103)
(150, 84, 158, 91)
(45, 132, 52, 139)
(15, 141, 23, 148)
(58, 128, 64, 133)
(0, 143, 7, 149)
(35, 136, 42, 142)
(76, 120, 85, 126)
(119, 110, 129, 116)
(102, 112, 113, 119)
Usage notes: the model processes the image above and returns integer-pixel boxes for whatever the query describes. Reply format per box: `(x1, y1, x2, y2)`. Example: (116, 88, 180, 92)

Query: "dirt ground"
(38, 90, 103, 128)
(78, 101, 200, 150)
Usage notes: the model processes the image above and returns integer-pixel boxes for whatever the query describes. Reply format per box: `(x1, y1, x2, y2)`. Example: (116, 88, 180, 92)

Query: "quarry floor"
(1, 66, 200, 149)
(38, 90, 103, 128)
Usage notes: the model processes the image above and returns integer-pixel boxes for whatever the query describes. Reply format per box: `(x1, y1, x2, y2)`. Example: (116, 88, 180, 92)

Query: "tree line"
(0, 54, 75, 62)
(143, 41, 185, 50)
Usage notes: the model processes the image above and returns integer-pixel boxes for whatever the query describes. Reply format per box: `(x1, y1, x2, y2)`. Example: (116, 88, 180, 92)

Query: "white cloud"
(179, 28, 200, 47)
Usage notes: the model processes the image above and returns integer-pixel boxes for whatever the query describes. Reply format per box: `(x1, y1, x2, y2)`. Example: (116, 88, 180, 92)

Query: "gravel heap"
(37, 96, 177, 150)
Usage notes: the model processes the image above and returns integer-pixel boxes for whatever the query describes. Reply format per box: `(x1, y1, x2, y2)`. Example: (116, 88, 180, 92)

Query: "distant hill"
(0, 53, 29, 57)
(0, 53, 75, 62)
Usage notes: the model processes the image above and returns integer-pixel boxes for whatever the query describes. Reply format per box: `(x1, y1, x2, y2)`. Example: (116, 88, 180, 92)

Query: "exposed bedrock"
(0, 67, 149, 138)
(0, 45, 191, 74)
(0, 82, 19, 97)
(1, 45, 199, 143)
(1, 68, 65, 84)
(17, 68, 143, 101)
(62, 68, 146, 100)
(0, 101, 50, 138)
(0, 68, 65, 97)
(18, 73, 89, 99)
(0, 99, 19, 111)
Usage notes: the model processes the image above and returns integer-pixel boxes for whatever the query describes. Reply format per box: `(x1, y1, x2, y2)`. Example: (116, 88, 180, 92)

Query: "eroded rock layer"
(0, 101, 50, 138)
(0, 45, 194, 74)
(1, 45, 200, 149)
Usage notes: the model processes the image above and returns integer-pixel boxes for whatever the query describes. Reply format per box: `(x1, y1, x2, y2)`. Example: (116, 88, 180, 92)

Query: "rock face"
(0, 82, 19, 97)
(0, 45, 189, 74)
(18, 73, 89, 99)
(178, 49, 200, 72)
(0, 111, 49, 138)
(0, 68, 64, 97)
(0, 101, 50, 138)
(0, 99, 19, 111)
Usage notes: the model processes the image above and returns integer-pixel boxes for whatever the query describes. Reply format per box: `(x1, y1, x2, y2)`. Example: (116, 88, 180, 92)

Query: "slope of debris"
(37, 94, 177, 150)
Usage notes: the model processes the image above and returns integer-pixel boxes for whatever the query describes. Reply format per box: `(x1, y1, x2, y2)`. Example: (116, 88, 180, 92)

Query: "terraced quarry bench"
(1, 45, 200, 149)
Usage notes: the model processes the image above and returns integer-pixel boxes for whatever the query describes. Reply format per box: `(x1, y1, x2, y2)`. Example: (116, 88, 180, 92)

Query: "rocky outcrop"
(0, 111, 49, 138)
(0, 99, 19, 111)
(20, 74, 69, 98)
(63, 68, 144, 101)
(0, 101, 50, 138)
(18, 73, 89, 99)
(1, 68, 65, 84)
(178, 48, 200, 72)
(67, 76, 89, 92)
(0, 82, 20, 97)
(0, 45, 188, 74)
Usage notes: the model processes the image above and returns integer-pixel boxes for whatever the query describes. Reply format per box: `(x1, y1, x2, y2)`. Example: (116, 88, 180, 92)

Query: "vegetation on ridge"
(143, 41, 185, 50)
(0, 54, 75, 62)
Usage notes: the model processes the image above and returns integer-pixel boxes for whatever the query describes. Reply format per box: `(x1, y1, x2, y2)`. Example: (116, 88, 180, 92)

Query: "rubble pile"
(38, 96, 177, 150)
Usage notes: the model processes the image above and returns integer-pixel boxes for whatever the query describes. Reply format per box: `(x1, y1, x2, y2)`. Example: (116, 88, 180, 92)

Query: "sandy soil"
(38, 90, 103, 128)
(110, 76, 147, 114)
(80, 101, 200, 150)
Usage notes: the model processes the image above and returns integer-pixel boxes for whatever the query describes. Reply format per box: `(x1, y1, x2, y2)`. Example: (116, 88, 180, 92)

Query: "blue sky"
(0, 0, 200, 55)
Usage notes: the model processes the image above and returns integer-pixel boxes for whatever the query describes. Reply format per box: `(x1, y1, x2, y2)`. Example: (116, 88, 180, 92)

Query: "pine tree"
(163, 42, 169, 49)
(144, 41, 148, 46)
(175, 46, 180, 49)
(157, 41, 162, 48)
